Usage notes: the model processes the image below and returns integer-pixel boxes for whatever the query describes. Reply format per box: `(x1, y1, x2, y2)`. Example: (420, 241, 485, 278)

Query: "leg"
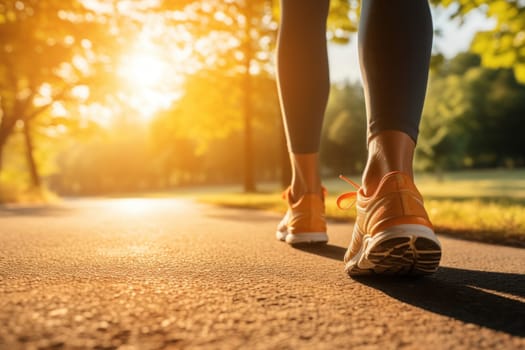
(358, 0, 433, 195)
(341, 0, 441, 275)
(275, 0, 330, 244)
(276, 0, 330, 200)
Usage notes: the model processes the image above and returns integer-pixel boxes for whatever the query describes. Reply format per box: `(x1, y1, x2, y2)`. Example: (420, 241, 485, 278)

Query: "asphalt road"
(0, 198, 524, 350)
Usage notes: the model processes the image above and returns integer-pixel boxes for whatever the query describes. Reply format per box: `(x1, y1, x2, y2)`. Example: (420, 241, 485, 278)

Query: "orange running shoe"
(337, 171, 441, 276)
(276, 188, 328, 244)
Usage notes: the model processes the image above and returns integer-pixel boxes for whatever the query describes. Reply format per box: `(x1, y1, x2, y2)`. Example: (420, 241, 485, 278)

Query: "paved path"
(0, 198, 524, 350)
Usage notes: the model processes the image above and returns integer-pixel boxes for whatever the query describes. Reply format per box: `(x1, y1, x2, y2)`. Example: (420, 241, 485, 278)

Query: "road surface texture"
(0, 198, 524, 350)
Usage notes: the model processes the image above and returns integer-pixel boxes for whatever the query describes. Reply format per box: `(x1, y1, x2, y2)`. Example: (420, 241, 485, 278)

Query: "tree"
(0, 0, 157, 189)
(149, 67, 282, 187)
(2, 0, 359, 194)
(156, 0, 357, 192)
(0, 1, 104, 187)
(418, 52, 525, 172)
(418, 73, 469, 173)
(320, 83, 367, 176)
(432, 0, 525, 82)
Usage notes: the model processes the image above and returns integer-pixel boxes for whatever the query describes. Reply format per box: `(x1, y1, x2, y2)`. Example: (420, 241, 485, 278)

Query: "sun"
(117, 48, 180, 122)
(120, 51, 167, 89)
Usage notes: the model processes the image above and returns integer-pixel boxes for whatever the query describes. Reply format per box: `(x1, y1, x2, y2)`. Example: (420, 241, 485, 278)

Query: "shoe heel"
(356, 225, 441, 276)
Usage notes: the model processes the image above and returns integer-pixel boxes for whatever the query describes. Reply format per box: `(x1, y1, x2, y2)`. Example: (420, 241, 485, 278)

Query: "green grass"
(199, 169, 525, 247)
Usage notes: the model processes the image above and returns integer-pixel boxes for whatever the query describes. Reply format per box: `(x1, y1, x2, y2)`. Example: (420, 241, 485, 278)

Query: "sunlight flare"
(120, 51, 167, 89)
(117, 41, 184, 122)
(111, 198, 155, 215)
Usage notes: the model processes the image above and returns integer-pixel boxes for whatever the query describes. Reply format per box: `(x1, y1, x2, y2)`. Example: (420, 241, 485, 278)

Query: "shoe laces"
(336, 175, 360, 210)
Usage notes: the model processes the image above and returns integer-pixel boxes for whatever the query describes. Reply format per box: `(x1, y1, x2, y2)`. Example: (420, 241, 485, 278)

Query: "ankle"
(362, 162, 414, 196)
(290, 180, 322, 202)
(289, 152, 322, 200)
(362, 131, 415, 195)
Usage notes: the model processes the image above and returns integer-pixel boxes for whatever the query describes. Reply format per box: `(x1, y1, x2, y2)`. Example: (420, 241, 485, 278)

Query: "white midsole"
(276, 230, 287, 241)
(277, 231, 328, 244)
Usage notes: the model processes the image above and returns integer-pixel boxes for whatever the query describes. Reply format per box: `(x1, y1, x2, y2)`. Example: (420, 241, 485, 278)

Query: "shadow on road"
(294, 244, 525, 336)
(355, 268, 525, 336)
(293, 243, 346, 260)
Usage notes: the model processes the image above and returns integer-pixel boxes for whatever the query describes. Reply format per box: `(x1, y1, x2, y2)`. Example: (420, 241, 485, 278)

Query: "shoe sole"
(276, 231, 328, 245)
(276, 230, 287, 241)
(345, 224, 441, 276)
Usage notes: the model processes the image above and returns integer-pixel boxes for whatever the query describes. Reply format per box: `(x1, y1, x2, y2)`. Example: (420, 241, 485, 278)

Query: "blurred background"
(0, 0, 524, 202)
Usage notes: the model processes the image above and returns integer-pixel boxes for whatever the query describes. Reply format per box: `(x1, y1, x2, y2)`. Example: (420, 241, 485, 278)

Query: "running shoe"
(276, 187, 328, 244)
(337, 171, 441, 276)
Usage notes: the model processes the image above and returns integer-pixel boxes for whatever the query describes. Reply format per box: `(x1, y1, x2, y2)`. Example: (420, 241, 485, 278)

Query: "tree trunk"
(0, 119, 16, 174)
(0, 134, 6, 174)
(1, 99, 27, 173)
(242, 1, 256, 193)
(23, 120, 41, 188)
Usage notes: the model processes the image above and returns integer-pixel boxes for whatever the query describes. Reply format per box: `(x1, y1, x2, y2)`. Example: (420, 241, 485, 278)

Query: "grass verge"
(199, 169, 525, 248)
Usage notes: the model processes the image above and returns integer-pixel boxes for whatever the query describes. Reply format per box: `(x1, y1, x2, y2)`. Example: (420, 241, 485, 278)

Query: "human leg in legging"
(276, 0, 330, 199)
(359, 0, 433, 194)
(277, 0, 433, 197)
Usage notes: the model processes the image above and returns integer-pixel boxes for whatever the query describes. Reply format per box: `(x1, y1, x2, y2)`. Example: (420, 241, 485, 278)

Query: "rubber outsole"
(276, 231, 328, 245)
(345, 224, 441, 276)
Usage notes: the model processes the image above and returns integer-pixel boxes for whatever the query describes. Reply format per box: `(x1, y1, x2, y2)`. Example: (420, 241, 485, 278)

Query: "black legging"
(277, 0, 433, 153)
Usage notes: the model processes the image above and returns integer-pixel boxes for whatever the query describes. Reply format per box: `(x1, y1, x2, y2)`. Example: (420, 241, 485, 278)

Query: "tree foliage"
(320, 83, 367, 175)
(0, 0, 143, 187)
(148, 0, 356, 191)
(418, 52, 525, 171)
(432, 0, 525, 82)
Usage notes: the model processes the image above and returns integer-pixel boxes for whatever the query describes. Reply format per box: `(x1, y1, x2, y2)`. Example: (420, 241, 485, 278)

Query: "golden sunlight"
(120, 51, 166, 89)
(111, 198, 155, 215)
(117, 48, 181, 122)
